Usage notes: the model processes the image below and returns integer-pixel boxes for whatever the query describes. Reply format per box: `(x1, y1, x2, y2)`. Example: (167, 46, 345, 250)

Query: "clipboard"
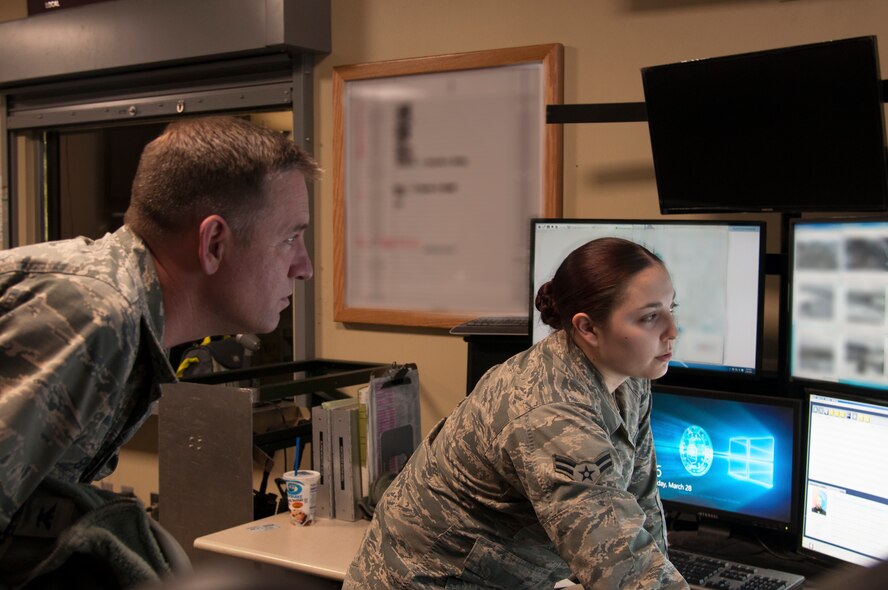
(365, 363, 420, 487)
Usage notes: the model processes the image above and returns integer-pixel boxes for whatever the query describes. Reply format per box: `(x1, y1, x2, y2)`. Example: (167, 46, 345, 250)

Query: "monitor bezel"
(529, 217, 767, 381)
(798, 386, 888, 566)
(787, 215, 888, 397)
(651, 383, 802, 534)
(642, 36, 888, 214)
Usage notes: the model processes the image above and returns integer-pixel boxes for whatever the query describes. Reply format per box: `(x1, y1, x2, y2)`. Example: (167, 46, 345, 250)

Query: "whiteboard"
(333, 44, 563, 328)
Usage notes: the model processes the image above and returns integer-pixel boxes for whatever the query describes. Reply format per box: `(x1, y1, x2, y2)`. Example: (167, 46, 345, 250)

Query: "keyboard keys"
(449, 316, 529, 336)
(668, 549, 803, 590)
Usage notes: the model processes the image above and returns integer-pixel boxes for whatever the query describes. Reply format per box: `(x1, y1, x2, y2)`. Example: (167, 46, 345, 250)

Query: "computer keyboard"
(669, 549, 805, 590)
(449, 315, 529, 336)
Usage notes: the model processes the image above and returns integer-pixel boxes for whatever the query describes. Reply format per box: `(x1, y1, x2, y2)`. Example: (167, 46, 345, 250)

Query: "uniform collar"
(113, 226, 177, 385)
(556, 332, 642, 439)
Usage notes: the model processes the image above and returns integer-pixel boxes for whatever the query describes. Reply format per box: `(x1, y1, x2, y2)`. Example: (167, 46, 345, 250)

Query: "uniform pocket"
(446, 535, 555, 589)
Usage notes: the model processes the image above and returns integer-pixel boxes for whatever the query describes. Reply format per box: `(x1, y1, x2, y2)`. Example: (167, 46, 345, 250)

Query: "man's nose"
(291, 246, 313, 281)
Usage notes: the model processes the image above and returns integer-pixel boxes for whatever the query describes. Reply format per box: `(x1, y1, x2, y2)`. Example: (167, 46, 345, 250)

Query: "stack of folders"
(311, 363, 420, 522)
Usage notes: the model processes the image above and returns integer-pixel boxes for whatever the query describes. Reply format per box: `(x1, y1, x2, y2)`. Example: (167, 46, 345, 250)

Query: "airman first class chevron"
(553, 452, 613, 484)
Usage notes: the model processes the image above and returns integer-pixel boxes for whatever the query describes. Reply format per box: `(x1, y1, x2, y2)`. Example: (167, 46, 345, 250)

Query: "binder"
(331, 406, 362, 521)
(357, 386, 370, 498)
(311, 405, 335, 518)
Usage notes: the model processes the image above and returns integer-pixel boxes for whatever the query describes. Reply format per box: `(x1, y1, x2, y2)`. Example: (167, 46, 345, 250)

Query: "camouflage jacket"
(0, 227, 176, 531)
(344, 332, 687, 589)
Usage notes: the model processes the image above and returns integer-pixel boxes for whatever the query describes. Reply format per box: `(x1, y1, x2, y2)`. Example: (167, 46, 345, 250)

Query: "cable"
(753, 533, 807, 563)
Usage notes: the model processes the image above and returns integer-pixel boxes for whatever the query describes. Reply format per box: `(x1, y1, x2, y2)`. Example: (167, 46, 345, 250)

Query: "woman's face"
(577, 264, 678, 392)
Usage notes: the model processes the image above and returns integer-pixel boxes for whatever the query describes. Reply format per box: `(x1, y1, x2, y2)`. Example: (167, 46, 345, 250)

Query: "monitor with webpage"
(650, 384, 800, 533)
(800, 390, 888, 566)
(789, 217, 888, 393)
(530, 219, 765, 378)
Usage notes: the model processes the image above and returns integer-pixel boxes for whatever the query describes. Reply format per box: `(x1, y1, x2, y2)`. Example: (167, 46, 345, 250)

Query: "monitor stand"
(462, 334, 531, 395)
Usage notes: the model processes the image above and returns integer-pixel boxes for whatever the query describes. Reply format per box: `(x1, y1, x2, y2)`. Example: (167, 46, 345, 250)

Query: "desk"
(194, 513, 369, 582)
(196, 513, 585, 589)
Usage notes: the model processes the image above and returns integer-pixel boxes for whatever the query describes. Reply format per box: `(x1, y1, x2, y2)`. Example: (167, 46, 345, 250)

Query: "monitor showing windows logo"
(728, 436, 775, 488)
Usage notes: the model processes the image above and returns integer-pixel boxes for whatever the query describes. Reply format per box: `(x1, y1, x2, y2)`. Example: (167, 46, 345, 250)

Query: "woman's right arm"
(495, 402, 688, 589)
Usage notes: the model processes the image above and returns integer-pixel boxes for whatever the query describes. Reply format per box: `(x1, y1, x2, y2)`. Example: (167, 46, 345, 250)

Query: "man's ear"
(197, 215, 231, 275)
(571, 312, 599, 346)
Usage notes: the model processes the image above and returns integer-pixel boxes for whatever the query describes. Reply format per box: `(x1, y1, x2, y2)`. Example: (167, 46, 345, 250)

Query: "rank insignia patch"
(553, 452, 613, 484)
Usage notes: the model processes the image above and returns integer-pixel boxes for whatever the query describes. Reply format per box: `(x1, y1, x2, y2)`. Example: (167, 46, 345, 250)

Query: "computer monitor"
(651, 385, 800, 533)
(789, 217, 888, 394)
(642, 36, 888, 214)
(800, 390, 888, 566)
(530, 219, 765, 378)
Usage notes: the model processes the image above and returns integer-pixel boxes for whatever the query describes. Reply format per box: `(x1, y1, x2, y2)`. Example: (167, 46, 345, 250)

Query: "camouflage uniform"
(0, 227, 176, 532)
(343, 332, 688, 589)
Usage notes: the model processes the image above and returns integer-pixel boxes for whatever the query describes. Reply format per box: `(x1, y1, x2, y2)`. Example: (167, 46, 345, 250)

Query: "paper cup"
(282, 470, 320, 526)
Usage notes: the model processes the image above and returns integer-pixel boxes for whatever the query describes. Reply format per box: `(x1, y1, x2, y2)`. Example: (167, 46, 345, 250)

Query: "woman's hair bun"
(535, 281, 561, 330)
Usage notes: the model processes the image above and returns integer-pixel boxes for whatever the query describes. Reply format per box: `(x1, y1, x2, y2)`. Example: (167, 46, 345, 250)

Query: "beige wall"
(0, 0, 26, 22)
(313, 0, 888, 437)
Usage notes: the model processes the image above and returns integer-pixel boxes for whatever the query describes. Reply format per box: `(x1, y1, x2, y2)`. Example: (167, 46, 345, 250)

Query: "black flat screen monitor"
(642, 36, 888, 214)
(530, 219, 765, 378)
(789, 217, 888, 394)
(651, 385, 800, 533)
(800, 390, 888, 565)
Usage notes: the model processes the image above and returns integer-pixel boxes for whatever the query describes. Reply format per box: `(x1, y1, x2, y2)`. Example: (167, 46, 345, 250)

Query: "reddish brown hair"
(535, 237, 665, 341)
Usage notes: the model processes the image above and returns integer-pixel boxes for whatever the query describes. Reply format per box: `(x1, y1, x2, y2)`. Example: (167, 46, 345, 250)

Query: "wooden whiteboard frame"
(333, 44, 563, 328)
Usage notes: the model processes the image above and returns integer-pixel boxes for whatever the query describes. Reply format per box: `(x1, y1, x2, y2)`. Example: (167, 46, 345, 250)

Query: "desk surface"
(194, 513, 369, 580)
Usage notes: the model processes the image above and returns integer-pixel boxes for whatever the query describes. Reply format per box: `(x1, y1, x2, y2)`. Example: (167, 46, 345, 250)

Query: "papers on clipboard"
(364, 363, 421, 488)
